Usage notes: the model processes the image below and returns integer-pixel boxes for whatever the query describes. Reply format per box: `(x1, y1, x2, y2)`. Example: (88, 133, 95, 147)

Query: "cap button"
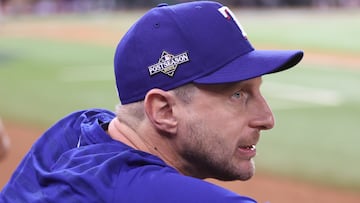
(157, 3, 168, 7)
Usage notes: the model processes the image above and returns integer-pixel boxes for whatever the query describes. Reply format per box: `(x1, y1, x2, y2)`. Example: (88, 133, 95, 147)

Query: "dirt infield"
(1, 19, 360, 202)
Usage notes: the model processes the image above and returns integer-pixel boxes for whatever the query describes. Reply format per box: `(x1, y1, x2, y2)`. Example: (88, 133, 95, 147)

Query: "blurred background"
(1, 0, 360, 15)
(0, 1, 359, 203)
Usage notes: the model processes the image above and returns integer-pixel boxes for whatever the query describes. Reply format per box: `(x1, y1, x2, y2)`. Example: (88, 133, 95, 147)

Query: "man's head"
(112, 1, 303, 181)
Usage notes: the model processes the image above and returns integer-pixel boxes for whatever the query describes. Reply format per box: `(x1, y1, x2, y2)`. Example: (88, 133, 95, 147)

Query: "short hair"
(115, 101, 144, 131)
(172, 83, 196, 104)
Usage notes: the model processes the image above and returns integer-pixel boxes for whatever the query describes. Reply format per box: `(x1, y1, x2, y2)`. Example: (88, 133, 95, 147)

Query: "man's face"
(175, 77, 274, 181)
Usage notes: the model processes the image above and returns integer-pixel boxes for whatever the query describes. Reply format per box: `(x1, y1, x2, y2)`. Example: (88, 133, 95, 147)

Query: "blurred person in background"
(0, 118, 10, 161)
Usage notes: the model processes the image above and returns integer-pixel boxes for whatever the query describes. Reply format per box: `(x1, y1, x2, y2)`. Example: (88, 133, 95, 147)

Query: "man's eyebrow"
(194, 77, 263, 92)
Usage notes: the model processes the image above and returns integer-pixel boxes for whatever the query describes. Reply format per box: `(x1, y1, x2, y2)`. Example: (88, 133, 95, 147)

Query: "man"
(0, 1, 303, 202)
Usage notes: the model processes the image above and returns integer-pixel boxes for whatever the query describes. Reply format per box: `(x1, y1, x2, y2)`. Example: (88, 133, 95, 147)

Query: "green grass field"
(0, 9, 359, 190)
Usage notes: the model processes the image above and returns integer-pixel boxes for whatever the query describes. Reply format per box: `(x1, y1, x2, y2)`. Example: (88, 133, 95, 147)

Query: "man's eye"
(232, 91, 243, 99)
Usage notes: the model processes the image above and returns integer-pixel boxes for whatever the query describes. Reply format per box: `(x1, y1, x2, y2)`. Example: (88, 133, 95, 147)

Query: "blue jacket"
(0, 109, 256, 203)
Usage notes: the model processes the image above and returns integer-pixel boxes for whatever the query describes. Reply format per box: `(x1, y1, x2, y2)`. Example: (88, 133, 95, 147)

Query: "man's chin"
(238, 162, 256, 181)
(212, 169, 255, 182)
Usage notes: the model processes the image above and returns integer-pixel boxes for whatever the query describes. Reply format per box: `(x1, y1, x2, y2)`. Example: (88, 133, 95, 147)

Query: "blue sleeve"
(0, 109, 116, 203)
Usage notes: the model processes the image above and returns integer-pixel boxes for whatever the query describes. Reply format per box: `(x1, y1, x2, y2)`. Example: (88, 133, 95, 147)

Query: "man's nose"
(249, 95, 275, 130)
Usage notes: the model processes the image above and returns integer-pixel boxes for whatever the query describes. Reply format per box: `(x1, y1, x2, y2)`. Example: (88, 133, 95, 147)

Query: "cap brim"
(194, 50, 304, 84)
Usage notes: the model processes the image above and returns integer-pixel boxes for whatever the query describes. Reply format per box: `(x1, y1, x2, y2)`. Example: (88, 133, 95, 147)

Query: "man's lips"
(240, 145, 256, 150)
(237, 145, 257, 157)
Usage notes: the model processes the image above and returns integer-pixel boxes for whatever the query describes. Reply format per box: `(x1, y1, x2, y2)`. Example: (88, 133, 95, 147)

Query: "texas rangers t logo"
(148, 51, 189, 77)
(218, 6, 248, 39)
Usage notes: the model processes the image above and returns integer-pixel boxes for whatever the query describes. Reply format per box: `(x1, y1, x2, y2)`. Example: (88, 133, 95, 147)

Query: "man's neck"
(107, 118, 189, 176)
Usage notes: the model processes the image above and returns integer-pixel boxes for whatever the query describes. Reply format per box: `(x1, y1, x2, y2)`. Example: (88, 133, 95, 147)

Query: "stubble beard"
(180, 119, 255, 181)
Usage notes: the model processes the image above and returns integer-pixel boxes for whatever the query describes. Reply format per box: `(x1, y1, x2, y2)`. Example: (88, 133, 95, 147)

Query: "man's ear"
(144, 89, 178, 135)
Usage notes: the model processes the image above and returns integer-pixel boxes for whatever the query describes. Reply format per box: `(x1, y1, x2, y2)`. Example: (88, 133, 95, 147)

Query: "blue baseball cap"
(114, 1, 303, 104)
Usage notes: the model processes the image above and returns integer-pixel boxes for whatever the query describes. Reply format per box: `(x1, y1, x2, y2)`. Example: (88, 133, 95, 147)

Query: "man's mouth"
(237, 145, 257, 157)
(240, 145, 256, 150)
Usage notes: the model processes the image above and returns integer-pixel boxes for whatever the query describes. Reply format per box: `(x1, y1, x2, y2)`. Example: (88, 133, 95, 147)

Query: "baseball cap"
(114, 1, 303, 104)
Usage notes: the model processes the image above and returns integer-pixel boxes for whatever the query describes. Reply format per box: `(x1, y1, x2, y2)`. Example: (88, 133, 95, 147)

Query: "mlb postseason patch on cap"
(114, 1, 303, 104)
(148, 51, 190, 77)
